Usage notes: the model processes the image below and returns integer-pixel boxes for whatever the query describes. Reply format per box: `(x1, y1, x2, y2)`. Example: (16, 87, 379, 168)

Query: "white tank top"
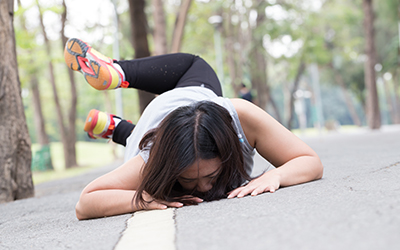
(124, 86, 255, 176)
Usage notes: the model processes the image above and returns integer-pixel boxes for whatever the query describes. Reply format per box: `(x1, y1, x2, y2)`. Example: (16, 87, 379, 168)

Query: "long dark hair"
(134, 101, 250, 208)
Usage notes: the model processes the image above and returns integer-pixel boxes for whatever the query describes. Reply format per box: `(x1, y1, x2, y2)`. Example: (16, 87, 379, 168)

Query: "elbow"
(75, 193, 92, 220)
(314, 156, 324, 180)
(75, 201, 86, 220)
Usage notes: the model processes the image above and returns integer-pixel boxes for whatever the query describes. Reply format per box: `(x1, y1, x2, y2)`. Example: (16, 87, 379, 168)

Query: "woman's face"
(178, 158, 221, 193)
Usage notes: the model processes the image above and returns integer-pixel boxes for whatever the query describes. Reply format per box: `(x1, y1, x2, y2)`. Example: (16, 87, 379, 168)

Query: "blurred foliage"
(14, 0, 400, 145)
(31, 141, 115, 184)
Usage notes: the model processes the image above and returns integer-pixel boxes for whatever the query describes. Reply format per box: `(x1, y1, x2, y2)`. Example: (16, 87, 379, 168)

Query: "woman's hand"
(177, 195, 204, 206)
(137, 193, 203, 210)
(138, 191, 184, 210)
(230, 99, 323, 198)
(227, 169, 281, 198)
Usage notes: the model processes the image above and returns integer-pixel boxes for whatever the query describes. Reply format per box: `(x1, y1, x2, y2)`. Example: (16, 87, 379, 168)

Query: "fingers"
(146, 201, 184, 210)
(228, 184, 277, 199)
(148, 202, 168, 210)
(164, 201, 185, 208)
(179, 195, 203, 203)
(236, 186, 254, 198)
(141, 196, 204, 211)
(140, 191, 206, 211)
(227, 186, 245, 198)
(251, 186, 275, 196)
(192, 197, 203, 203)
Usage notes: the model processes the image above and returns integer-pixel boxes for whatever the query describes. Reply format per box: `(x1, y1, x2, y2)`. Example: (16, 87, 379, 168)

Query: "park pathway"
(1, 125, 400, 250)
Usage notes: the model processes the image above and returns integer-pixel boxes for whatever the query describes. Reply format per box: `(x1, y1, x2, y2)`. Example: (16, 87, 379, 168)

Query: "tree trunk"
(170, 0, 193, 53)
(61, 0, 77, 168)
(393, 71, 400, 124)
(152, 0, 167, 55)
(398, 4, 400, 66)
(251, 48, 281, 122)
(362, 0, 381, 129)
(395, 5, 400, 124)
(30, 75, 50, 145)
(283, 79, 291, 124)
(17, 0, 50, 146)
(37, 0, 75, 169)
(224, 9, 241, 96)
(250, 46, 267, 109)
(225, 38, 240, 96)
(36, 0, 77, 168)
(263, 56, 281, 123)
(128, 0, 155, 113)
(0, 0, 34, 202)
(249, 1, 281, 122)
(383, 77, 395, 124)
(17, 0, 53, 171)
(287, 60, 306, 130)
(331, 65, 362, 126)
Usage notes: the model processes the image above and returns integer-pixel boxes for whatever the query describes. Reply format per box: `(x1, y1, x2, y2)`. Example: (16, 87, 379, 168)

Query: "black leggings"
(112, 53, 222, 146)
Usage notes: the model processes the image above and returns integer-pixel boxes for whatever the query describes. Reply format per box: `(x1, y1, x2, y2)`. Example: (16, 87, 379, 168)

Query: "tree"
(286, 59, 306, 130)
(16, 0, 53, 172)
(152, 0, 168, 55)
(151, 0, 193, 55)
(17, 1, 50, 145)
(170, 0, 193, 53)
(250, 0, 281, 122)
(374, 0, 400, 124)
(128, 0, 193, 112)
(0, 0, 34, 202)
(60, 0, 78, 168)
(310, 0, 366, 126)
(224, 7, 243, 96)
(330, 64, 362, 126)
(36, 0, 77, 168)
(396, 2, 400, 123)
(128, 0, 155, 113)
(362, 0, 381, 129)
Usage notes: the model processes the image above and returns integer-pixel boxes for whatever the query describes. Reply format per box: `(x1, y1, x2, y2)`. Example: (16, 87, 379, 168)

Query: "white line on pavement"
(114, 208, 176, 250)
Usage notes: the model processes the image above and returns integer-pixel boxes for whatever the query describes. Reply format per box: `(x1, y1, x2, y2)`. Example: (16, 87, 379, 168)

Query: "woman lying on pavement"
(64, 38, 323, 220)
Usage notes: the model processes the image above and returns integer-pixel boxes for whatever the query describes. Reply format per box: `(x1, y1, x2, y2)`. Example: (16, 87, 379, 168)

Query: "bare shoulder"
(230, 98, 253, 114)
(230, 98, 264, 119)
(230, 97, 289, 139)
(229, 98, 317, 167)
(229, 98, 265, 147)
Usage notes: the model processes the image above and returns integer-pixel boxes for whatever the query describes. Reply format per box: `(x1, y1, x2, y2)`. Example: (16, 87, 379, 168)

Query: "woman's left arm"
(228, 99, 323, 198)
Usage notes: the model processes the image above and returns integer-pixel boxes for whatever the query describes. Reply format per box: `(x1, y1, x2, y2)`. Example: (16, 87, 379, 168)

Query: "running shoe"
(84, 109, 116, 139)
(64, 38, 129, 90)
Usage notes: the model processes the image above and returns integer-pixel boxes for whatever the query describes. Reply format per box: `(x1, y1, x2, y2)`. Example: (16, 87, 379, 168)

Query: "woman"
(65, 38, 323, 220)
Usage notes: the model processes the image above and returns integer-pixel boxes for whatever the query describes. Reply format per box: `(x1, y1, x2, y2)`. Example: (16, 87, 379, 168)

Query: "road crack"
(371, 161, 400, 173)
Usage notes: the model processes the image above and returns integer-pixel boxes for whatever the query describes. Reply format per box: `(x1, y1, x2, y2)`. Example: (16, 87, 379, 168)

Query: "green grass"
(31, 141, 118, 185)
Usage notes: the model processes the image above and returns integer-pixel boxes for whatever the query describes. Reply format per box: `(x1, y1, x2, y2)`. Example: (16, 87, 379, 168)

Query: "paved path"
(0, 161, 130, 250)
(1, 126, 399, 250)
(175, 126, 400, 250)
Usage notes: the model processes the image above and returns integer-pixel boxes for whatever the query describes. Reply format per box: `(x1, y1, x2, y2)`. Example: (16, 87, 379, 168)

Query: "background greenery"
(31, 141, 115, 184)
(13, 0, 400, 177)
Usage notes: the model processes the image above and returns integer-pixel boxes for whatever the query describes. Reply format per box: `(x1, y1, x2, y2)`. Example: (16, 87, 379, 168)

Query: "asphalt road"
(0, 161, 130, 250)
(1, 126, 399, 250)
(175, 126, 400, 250)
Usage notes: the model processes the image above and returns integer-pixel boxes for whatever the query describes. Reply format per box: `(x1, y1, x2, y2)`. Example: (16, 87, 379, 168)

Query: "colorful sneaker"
(64, 38, 129, 90)
(84, 109, 116, 139)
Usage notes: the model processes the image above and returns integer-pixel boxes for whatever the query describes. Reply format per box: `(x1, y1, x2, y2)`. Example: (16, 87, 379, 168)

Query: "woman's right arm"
(75, 155, 182, 220)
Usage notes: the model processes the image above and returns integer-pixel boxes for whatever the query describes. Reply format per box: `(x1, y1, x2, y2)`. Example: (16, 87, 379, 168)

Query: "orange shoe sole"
(64, 38, 120, 90)
(84, 109, 99, 133)
(84, 109, 116, 139)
